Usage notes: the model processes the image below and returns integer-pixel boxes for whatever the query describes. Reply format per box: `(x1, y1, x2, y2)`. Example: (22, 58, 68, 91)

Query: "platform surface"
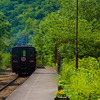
(6, 67, 57, 100)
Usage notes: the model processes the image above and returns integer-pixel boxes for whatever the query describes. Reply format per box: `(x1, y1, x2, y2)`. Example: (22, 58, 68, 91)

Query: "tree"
(0, 12, 11, 38)
(31, 0, 100, 66)
(0, 12, 11, 51)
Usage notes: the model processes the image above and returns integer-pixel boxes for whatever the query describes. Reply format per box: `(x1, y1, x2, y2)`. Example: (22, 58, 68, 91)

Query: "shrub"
(58, 57, 100, 100)
(1, 53, 11, 68)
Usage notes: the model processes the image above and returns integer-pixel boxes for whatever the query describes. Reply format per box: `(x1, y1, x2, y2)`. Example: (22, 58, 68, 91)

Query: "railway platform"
(6, 67, 57, 100)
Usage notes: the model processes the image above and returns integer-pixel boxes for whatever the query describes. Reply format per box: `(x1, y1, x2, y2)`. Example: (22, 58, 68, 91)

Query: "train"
(11, 45, 37, 75)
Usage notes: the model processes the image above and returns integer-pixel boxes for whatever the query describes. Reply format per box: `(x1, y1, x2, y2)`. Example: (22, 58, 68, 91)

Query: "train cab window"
(28, 48, 34, 57)
(12, 48, 19, 57)
(22, 50, 26, 57)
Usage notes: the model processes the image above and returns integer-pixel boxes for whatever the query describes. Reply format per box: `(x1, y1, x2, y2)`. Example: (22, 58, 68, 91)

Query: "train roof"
(12, 45, 35, 49)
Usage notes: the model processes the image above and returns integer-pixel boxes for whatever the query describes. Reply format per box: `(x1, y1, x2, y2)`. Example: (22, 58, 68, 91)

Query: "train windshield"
(28, 48, 35, 57)
(12, 47, 35, 57)
(12, 48, 19, 57)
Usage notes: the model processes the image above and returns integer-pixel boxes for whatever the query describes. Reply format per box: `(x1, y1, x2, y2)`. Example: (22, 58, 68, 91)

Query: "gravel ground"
(0, 68, 28, 100)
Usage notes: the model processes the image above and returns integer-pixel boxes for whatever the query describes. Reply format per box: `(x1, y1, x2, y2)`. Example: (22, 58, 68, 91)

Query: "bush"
(57, 57, 100, 100)
(1, 53, 11, 68)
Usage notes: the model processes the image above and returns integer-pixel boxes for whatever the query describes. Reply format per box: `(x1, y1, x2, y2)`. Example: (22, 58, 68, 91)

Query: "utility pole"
(76, 0, 78, 70)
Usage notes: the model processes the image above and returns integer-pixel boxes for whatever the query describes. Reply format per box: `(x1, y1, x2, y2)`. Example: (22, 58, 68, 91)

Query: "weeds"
(56, 57, 100, 100)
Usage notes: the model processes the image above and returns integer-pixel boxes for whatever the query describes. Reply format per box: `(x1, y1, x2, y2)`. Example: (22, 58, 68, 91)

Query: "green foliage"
(0, 0, 62, 47)
(58, 57, 100, 100)
(0, 52, 2, 68)
(0, 12, 11, 53)
(0, 0, 100, 68)
(32, 16, 100, 65)
(0, 12, 11, 37)
(31, 0, 100, 66)
(1, 53, 11, 68)
(79, 0, 100, 21)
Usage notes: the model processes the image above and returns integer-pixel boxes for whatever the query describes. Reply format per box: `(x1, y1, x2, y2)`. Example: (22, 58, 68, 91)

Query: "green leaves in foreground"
(59, 57, 100, 100)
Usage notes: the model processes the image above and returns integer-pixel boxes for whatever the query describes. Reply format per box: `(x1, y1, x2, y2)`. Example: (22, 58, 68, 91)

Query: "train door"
(20, 47, 28, 69)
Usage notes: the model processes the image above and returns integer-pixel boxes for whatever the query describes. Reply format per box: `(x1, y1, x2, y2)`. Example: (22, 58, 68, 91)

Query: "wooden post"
(76, 0, 78, 70)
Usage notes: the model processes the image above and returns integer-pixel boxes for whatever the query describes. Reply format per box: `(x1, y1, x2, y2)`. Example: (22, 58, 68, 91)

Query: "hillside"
(0, 0, 62, 46)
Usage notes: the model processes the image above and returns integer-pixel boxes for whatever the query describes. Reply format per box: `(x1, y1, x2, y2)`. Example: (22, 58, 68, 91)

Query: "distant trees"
(0, 13, 11, 37)
(0, 12, 11, 69)
(0, 0, 63, 47)
(0, 12, 11, 51)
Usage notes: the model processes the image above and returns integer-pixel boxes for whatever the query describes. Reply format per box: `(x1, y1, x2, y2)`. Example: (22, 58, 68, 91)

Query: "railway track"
(0, 74, 29, 100)
(0, 76, 19, 92)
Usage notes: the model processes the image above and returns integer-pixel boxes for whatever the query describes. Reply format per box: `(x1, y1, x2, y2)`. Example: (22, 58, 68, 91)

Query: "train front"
(11, 46, 36, 75)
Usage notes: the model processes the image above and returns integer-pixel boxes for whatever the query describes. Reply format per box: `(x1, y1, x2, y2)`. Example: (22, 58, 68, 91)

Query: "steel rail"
(0, 76, 19, 92)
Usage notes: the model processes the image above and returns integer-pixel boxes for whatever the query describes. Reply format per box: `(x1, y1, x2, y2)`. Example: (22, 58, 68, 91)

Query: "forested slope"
(0, 0, 62, 47)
